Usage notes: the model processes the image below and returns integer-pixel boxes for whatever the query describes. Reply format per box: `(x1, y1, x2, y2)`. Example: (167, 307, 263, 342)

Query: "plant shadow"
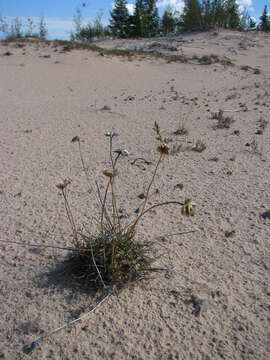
(37, 254, 100, 299)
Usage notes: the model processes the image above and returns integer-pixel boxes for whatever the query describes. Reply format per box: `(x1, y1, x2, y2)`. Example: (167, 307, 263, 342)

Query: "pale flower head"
(114, 148, 129, 157)
(105, 130, 118, 138)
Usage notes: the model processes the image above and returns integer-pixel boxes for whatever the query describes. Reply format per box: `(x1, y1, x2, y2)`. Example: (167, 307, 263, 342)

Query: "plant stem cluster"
(56, 125, 193, 290)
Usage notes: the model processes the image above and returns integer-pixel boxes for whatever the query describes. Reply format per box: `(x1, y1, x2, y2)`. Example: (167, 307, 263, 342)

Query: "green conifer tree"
(109, 0, 130, 38)
(225, 0, 240, 29)
(142, 0, 160, 37)
(161, 6, 176, 35)
(201, 0, 212, 30)
(132, 0, 145, 37)
(181, 0, 202, 31)
(259, 5, 270, 32)
(211, 0, 226, 28)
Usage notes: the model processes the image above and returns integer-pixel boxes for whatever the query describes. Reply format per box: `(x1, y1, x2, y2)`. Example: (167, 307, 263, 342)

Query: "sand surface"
(0, 30, 269, 359)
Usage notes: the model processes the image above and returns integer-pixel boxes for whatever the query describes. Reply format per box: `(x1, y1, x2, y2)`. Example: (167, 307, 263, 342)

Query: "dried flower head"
(157, 143, 169, 155)
(105, 130, 118, 138)
(181, 198, 196, 217)
(114, 148, 129, 157)
(103, 169, 118, 178)
(56, 178, 72, 190)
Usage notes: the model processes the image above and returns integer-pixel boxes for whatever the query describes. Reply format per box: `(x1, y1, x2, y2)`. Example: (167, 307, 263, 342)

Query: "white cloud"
(127, 3, 135, 15)
(157, 0, 253, 14)
(237, 0, 253, 12)
(157, 0, 185, 13)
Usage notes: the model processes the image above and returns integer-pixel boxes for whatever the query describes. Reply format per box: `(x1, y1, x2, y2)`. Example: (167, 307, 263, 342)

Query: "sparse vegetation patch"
(56, 123, 195, 290)
(212, 110, 235, 129)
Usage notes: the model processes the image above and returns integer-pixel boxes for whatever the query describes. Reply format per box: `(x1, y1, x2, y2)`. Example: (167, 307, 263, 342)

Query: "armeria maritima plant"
(57, 122, 196, 291)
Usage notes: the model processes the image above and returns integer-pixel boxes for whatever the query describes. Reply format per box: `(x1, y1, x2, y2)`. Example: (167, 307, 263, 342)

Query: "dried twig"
(23, 288, 116, 354)
(0, 239, 77, 252)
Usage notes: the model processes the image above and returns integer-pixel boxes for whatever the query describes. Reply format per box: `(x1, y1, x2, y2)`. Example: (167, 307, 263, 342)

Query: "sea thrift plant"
(57, 122, 196, 290)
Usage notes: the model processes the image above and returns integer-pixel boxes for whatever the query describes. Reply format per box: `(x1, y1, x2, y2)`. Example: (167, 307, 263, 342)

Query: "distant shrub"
(212, 110, 234, 129)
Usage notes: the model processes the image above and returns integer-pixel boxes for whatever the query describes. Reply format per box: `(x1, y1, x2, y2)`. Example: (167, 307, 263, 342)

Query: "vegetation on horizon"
(1, 1, 269, 43)
(0, 14, 48, 40)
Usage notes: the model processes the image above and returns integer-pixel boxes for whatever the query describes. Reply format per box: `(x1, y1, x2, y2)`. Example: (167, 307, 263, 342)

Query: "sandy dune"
(0, 30, 269, 359)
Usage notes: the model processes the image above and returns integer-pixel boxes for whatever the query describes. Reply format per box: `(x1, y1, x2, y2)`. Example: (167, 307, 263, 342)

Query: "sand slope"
(0, 31, 269, 359)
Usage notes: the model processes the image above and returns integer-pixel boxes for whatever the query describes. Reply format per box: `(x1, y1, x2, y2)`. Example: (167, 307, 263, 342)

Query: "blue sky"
(0, 1, 268, 40)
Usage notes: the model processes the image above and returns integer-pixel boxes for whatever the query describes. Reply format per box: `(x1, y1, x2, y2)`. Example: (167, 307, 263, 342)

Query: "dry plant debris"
(212, 110, 235, 129)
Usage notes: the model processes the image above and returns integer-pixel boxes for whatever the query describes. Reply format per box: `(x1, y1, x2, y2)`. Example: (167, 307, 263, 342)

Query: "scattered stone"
(3, 51, 12, 56)
(174, 183, 184, 190)
(71, 136, 80, 143)
(40, 54, 51, 58)
(233, 130, 240, 136)
(124, 96, 135, 101)
(189, 294, 216, 317)
(100, 105, 111, 111)
(208, 156, 219, 162)
(255, 129, 263, 135)
(134, 208, 140, 214)
(225, 230, 235, 238)
(260, 210, 270, 220)
(138, 193, 145, 199)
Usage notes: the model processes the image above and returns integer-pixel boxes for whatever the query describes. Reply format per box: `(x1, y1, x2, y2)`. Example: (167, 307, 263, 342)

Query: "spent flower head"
(181, 198, 196, 217)
(114, 148, 129, 157)
(103, 169, 118, 178)
(56, 178, 72, 190)
(105, 130, 118, 139)
(157, 143, 169, 155)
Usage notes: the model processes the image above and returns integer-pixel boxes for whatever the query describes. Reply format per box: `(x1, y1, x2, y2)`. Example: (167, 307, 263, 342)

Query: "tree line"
(1, 1, 270, 42)
(75, 0, 270, 41)
(108, 0, 270, 38)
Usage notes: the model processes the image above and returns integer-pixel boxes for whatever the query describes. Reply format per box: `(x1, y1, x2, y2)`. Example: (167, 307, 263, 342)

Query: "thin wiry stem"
(0, 239, 79, 252)
(110, 177, 117, 272)
(141, 201, 184, 218)
(62, 188, 80, 249)
(78, 140, 111, 227)
(131, 152, 164, 230)
(160, 230, 198, 238)
(100, 180, 110, 230)
(110, 143, 121, 231)
(110, 178, 116, 232)
(89, 241, 106, 289)
(24, 290, 115, 354)
(109, 136, 114, 169)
